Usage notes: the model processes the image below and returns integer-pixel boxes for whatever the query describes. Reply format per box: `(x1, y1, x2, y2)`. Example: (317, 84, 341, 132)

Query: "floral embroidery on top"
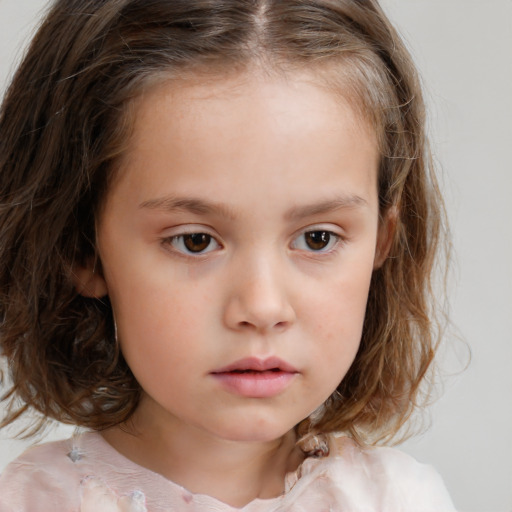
(80, 476, 148, 512)
(67, 447, 83, 463)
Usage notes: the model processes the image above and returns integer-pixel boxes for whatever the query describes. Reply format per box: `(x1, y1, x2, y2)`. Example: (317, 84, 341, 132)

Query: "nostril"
(237, 320, 289, 330)
(225, 293, 296, 332)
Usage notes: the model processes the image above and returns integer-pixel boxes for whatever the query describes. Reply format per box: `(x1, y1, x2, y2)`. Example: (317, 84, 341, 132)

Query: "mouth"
(227, 368, 282, 375)
(211, 356, 298, 375)
(211, 357, 298, 398)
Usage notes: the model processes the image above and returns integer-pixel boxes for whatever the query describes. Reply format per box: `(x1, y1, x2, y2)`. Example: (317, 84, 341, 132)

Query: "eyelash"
(162, 228, 344, 257)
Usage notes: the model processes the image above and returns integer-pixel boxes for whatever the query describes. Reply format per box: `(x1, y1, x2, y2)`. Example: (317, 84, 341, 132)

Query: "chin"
(212, 416, 299, 444)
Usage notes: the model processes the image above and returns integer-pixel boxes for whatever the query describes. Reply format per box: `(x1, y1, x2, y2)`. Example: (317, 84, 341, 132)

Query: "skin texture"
(78, 71, 393, 507)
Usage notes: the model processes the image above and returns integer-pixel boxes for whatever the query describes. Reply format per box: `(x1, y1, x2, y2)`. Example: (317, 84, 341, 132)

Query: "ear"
(373, 206, 398, 269)
(72, 259, 108, 298)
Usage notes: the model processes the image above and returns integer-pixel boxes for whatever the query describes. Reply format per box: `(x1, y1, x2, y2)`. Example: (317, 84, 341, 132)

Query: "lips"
(211, 357, 298, 398)
(211, 357, 298, 374)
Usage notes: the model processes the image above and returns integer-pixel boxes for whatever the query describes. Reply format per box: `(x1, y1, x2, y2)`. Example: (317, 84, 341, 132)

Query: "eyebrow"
(284, 195, 368, 221)
(139, 194, 368, 220)
(139, 196, 236, 220)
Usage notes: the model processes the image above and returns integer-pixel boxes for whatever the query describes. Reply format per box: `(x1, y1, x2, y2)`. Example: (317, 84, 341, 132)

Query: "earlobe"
(72, 260, 108, 298)
(373, 206, 398, 269)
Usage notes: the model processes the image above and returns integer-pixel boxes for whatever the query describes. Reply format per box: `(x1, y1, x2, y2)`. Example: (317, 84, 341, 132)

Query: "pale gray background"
(0, 1, 511, 511)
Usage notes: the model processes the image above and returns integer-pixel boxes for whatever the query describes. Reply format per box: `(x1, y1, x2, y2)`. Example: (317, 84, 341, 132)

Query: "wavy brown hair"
(0, 0, 446, 444)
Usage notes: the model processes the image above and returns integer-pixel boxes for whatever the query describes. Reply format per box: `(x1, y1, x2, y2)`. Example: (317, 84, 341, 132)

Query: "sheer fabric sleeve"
(0, 441, 81, 512)
(321, 436, 457, 512)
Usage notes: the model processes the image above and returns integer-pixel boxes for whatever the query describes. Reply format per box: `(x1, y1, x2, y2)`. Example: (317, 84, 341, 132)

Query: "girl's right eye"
(166, 233, 220, 255)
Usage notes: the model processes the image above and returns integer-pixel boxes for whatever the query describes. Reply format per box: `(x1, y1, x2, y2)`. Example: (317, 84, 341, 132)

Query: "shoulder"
(0, 436, 82, 512)
(309, 435, 456, 512)
(330, 435, 442, 478)
(0, 432, 153, 512)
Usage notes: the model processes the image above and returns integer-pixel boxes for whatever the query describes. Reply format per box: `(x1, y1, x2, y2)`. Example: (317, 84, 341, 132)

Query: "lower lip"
(211, 371, 296, 398)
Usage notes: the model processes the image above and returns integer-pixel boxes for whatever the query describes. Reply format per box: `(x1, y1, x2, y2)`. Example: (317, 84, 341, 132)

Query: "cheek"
(307, 259, 374, 365)
(110, 257, 208, 320)
(109, 273, 211, 360)
(318, 259, 373, 325)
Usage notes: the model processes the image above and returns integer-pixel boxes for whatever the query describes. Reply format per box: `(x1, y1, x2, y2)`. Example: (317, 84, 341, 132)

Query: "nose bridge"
(223, 245, 295, 332)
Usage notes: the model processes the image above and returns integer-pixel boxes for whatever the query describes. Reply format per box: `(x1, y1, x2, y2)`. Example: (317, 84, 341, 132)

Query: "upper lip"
(211, 357, 298, 374)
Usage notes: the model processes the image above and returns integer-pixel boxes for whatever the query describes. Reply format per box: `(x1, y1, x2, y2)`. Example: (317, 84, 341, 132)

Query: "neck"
(101, 408, 305, 507)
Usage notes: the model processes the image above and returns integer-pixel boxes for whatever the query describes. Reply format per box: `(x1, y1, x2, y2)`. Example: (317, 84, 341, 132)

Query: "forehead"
(107, 70, 380, 214)
(122, 69, 377, 160)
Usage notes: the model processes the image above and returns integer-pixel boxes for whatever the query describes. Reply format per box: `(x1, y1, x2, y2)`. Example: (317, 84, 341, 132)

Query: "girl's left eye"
(292, 230, 340, 252)
(166, 233, 220, 255)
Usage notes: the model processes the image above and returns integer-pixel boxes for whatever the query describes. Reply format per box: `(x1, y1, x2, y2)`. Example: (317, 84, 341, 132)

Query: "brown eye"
(168, 233, 220, 255)
(290, 229, 340, 252)
(183, 233, 212, 253)
(304, 231, 332, 251)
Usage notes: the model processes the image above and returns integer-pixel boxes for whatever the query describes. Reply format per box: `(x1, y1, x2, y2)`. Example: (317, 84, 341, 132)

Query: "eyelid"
(163, 224, 218, 237)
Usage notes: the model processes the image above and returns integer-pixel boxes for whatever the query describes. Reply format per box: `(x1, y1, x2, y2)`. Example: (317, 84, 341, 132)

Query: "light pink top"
(0, 431, 455, 511)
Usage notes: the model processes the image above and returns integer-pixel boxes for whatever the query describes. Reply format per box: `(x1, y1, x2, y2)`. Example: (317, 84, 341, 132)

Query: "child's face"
(86, 72, 390, 444)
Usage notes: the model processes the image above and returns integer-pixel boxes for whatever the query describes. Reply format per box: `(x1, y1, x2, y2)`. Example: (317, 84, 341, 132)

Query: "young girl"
(0, 0, 455, 510)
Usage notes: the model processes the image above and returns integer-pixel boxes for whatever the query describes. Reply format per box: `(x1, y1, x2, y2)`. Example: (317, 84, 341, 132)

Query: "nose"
(223, 255, 296, 333)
